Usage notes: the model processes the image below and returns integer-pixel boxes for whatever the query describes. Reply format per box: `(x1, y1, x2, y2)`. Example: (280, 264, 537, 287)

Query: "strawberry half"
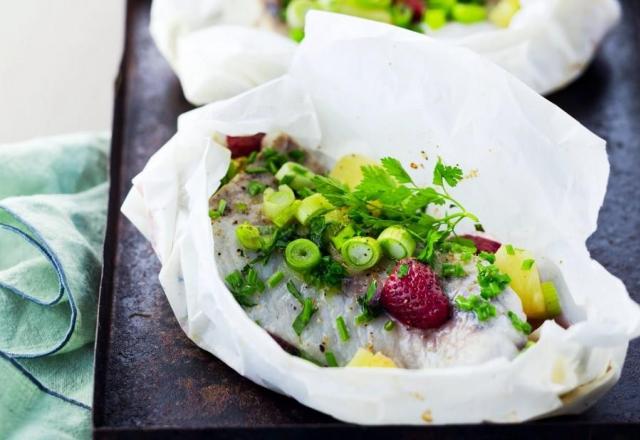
(380, 259, 450, 330)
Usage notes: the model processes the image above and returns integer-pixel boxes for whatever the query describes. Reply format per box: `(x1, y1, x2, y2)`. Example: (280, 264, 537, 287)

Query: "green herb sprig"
(312, 157, 477, 263)
(224, 265, 265, 307)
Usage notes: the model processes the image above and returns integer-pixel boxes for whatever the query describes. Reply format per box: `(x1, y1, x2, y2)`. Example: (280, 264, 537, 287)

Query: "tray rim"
(92, 0, 640, 435)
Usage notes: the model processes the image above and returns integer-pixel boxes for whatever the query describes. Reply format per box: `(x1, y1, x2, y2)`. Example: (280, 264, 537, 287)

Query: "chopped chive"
(292, 298, 316, 335)
(225, 271, 243, 290)
(288, 149, 306, 163)
(355, 313, 371, 326)
(247, 180, 266, 196)
(280, 175, 294, 186)
(234, 202, 249, 214)
(209, 199, 227, 220)
(441, 263, 466, 278)
(208, 209, 220, 220)
(506, 244, 515, 255)
(247, 151, 258, 164)
(474, 223, 485, 232)
(384, 320, 395, 331)
(508, 311, 532, 335)
(397, 263, 409, 278)
(245, 166, 269, 174)
(286, 280, 304, 304)
(479, 251, 496, 264)
(336, 316, 350, 342)
(218, 199, 227, 215)
(267, 271, 284, 289)
(325, 351, 338, 367)
(521, 259, 535, 271)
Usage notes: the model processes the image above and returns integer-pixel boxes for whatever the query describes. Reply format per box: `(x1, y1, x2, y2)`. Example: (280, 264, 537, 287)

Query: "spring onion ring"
(262, 185, 297, 227)
(275, 162, 316, 191)
(341, 236, 382, 271)
(235, 223, 263, 250)
(377, 225, 416, 260)
(296, 193, 334, 225)
(331, 224, 356, 250)
(285, 238, 322, 271)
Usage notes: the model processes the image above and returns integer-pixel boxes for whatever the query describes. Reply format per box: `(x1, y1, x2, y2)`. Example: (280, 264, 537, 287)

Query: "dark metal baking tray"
(93, 0, 640, 437)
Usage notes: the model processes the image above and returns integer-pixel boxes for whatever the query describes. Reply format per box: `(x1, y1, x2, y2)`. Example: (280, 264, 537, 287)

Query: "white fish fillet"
(210, 144, 527, 368)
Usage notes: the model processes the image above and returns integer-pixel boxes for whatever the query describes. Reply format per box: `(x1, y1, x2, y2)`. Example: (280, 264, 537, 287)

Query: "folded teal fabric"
(0, 133, 109, 439)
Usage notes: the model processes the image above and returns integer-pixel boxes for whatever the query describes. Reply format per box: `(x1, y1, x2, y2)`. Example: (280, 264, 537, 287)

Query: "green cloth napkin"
(0, 133, 109, 439)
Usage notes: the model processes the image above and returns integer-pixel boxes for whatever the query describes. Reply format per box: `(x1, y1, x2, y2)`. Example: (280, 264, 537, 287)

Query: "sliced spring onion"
(325, 351, 338, 367)
(245, 166, 269, 174)
(235, 223, 263, 250)
(541, 281, 562, 317)
(442, 263, 466, 278)
(324, 208, 347, 224)
(292, 297, 317, 335)
(285, 239, 322, 271)
(208, 199, 227, 220)
(505, 244, 515, 255)
(451, 4, 487, 24)
(247, 180, 266, 196)
(341, 236, 382, 271)
(479, 251, 496, 264)
(423, 9, 447, 30)
(262, 185, 297, 227)
(234, 203, 249, 214)
(521, 259, 535, 271)
(275, 162, 316, 191)
(266, 271, 284, 289)
(331, 224, 356, 250)
(397, 263, 409, 278)
(508, 311, 532, 335)
(383, 320, 395, 331)
(286, 280, 304, 304)
(336, 316, 350, 342)
(295, 193, 334, 225)
(377, 225, 416, 260)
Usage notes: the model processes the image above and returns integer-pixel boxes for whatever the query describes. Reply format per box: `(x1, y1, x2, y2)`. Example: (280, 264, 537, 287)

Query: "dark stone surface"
(94, 0, 640, 436)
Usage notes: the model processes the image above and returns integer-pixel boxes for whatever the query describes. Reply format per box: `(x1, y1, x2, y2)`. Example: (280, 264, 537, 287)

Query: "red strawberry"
(380, 259, 450, 330)
(226, 133, 265, 158)
(462, 234, 501, 254)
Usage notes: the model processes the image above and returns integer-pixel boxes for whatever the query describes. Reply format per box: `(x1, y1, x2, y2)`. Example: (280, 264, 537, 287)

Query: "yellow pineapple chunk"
(330, 154, 377, 189)
(347, 348, 397, 368)
(494, 245, 546, 319)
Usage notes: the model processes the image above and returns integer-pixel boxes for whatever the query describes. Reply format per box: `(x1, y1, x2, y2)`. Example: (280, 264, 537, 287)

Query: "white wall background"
(0, 0, 125, 143)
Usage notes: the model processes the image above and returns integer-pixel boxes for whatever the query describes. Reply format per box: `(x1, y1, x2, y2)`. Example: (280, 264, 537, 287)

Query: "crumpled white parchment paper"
(123, 12, 640, 424)
(149, 0, 620, 104)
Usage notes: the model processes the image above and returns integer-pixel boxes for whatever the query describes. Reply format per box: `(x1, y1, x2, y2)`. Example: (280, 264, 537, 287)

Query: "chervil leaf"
(401, 187, 444, 214)
(378, 186, 412, 209)
(433, 158, 463, 188)
(312, 175, 351, 206)
(380, 157, 413, 184)
(354, 165, 398, 201)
